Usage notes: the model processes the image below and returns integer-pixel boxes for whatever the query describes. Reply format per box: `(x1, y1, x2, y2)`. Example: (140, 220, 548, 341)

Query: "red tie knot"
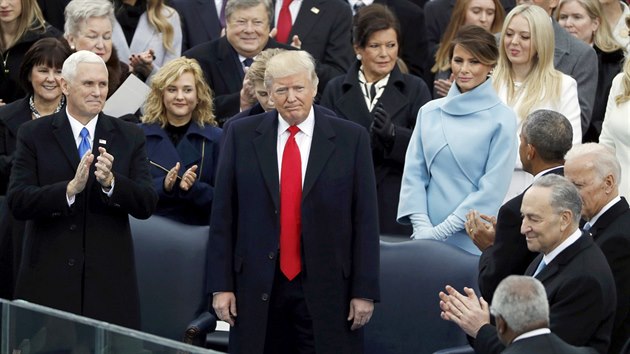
(288, 125, 300, 137)
(282, 0, 293, 8)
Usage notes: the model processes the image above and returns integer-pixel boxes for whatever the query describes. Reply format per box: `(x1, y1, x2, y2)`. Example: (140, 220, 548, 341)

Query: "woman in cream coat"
(112, 0, 182, 79)
(494, 5, 581, 201)
(398, 26, 517, 254)
(600, 66, 630, 199)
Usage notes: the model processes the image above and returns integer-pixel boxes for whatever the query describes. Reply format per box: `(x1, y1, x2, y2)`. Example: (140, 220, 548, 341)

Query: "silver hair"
(565, 143, 622, 184)
(264, 50, 319, 90)
(522, 110, 573, 162)
(490, 275, 549, 333)
(532, 174, 582, 224)
(64, 0, 116, 38)
(225, 0, 274, 29)
(62, 50, 107, 83)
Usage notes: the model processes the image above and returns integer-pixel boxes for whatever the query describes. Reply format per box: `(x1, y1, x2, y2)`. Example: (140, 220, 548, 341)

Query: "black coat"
(280, 0, 354, 98)
(583, 46, 624, 142)
(0, 97, 44, 299)
(478, 167, 563, 302)
(0, 25, 62, 104)
(209, 107, 380, 353)
(587, 197, 630, 354)
(503, 333, 598, 354)
(373, 0, 429, 83)
(320, 62, 431, 235)
(7, 111, 158, 328)
(475, 236, 617, 354)
(169, 0, 222, 52)
(183, 37, 293, 125)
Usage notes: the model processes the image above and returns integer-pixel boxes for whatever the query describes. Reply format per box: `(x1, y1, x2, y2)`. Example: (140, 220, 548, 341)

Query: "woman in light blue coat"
(398, 25, 517, 254)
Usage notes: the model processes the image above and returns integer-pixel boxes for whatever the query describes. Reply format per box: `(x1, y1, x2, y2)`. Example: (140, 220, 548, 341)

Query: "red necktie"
(280, 125, 302, 280)
(276, 0, 293, 44)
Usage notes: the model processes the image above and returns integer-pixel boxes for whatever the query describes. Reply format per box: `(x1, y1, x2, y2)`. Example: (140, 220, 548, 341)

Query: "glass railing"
(0, 298, 223, 353)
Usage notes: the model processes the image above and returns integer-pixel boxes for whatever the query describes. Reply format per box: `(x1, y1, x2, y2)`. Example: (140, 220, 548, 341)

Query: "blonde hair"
(432, 0, 505, 73)
(145, 0, 177, 54)
(246, 48, 286, 84)
(0, 0, 47, 51)
(142, 57, 216, 127)
(493, 4, 563, 120)
(615, 16, 630, 105)
(555, 0, 623, 52)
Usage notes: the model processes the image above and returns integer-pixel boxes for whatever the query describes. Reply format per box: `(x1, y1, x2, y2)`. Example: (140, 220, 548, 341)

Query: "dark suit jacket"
(7, 111, 158, 329)
(169, 0, 222, 52)
(209, 106, 380, 354)
(0, 97, 31, 195)
(583, 46, 624, 142)
(36, 0, 70, 32)
(503, 333, 598, 354)
(141, 122, 222, 225)
(478, 167, 563, 302)
(0, 97, 61, 300)
(474, 235, 617, 354)
(282, 0, 354, 97)
(374, 0, 429, 81)
(587, 197, 630, 354)
(320, 62, 430, 234)
(183, 36, 292, 125)
(0, 25, 62, 104)
(552, 20, 598, 134)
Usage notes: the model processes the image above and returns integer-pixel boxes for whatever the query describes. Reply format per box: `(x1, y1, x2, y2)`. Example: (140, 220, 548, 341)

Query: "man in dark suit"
(209, 50, 380, 354)
(7, 50, 157, 329)
(169, 0, 223, 52)
(468, 109, 573, 302)
(183, 0, 292, 125)
(271, 0, 354, 97)
(564, 143, 630, 354)
(491, 275, 597, 354)
(440, 174, 616, 354)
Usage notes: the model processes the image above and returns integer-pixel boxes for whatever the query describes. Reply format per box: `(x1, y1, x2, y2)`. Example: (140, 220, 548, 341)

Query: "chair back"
(365, 240, 480, 354)
(130, 216, 210, 341)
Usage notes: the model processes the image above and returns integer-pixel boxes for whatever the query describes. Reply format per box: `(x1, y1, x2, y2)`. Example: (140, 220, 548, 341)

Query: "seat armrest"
(433, 345, 475, 354)
(184, 311, 217, 346)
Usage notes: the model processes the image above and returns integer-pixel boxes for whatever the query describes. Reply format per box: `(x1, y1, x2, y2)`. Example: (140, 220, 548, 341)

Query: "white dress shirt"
(277, 108, 315, 187)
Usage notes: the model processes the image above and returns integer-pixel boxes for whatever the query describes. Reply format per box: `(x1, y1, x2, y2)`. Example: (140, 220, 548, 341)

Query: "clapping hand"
(372, 103, 395, 145)
(179, 165, 198, 191)
(67, 151, 94, 198)
(94, 147, 114, 190)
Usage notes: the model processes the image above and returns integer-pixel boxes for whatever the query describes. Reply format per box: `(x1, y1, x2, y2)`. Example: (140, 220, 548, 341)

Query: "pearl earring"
(356, 54, 362, 61)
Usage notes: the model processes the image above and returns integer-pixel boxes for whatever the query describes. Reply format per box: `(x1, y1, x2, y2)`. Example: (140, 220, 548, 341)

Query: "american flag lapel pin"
(99, 139, 107, 145)
(311, 7, 319, 13)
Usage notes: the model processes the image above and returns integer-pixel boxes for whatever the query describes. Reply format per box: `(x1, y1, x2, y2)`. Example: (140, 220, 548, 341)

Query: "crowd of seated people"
(0, 0, 630, 352)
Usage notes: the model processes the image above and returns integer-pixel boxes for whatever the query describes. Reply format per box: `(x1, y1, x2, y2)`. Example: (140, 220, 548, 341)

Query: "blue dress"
(397, 78, 517, 254)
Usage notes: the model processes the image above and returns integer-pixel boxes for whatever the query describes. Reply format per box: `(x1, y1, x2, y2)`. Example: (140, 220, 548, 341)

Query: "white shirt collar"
(543, 228, 582, 264)
(66, 108, 98, 149)
(533, 166, 562, 181)
(277, 106, 315, 138)
(587, 196, 621, 227)
(512, 328, 552, 343)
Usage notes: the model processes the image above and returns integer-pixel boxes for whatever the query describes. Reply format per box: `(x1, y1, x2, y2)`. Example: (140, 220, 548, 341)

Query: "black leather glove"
(372, 103, 395, 146)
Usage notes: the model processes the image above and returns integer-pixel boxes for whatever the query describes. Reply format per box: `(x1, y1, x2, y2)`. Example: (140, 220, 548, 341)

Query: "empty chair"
(365, 240, 479, 354)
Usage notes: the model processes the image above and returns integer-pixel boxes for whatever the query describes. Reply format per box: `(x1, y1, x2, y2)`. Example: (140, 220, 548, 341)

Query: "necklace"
(29, 94, 66, 119)
(1, 50, 8, 75)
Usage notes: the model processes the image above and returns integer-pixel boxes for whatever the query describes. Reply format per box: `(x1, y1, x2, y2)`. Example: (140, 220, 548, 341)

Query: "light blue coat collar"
(441, 78, 501, 116)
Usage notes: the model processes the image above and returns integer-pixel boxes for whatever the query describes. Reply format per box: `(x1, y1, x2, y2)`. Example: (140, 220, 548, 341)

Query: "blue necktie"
(533, 260, 546, 277)
(78, 127, 91, 158)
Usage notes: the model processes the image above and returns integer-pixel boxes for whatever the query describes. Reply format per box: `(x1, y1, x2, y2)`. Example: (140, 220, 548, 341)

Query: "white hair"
(565, 143, 622, 184)
(490, 275, 549, 333)
(62, 50, 107, 83)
